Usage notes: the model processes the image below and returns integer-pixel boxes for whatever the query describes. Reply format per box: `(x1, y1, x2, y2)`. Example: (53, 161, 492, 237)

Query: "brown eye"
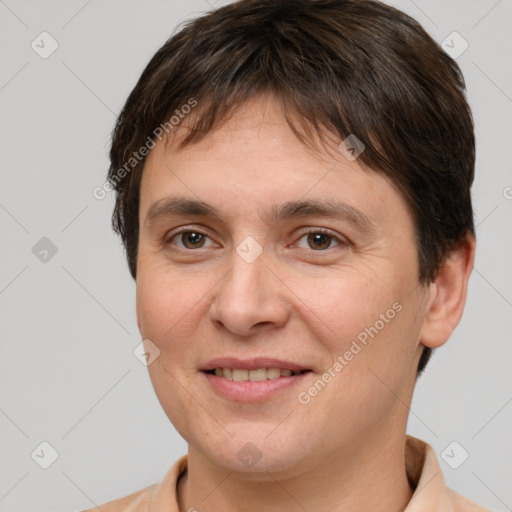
(165, 230, 214, 250)
(306, 232, 335, 250)
(180, 231, 206, 249)
(293, 229, 345, 252)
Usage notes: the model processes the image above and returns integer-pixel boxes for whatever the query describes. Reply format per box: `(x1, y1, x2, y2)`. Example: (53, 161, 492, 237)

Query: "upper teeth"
(213, 368, 295, 381)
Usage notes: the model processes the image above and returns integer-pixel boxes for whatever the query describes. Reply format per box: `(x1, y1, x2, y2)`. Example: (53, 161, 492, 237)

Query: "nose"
(209, 248, 290, 337)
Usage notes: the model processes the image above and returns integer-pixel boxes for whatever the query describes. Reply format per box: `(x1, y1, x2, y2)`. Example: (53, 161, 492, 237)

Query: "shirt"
(81, 436, 490, 511)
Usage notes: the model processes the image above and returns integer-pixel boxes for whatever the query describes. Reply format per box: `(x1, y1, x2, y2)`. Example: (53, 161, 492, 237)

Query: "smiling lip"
(200, 357, 312, 402)
(200, 357, 310, 373)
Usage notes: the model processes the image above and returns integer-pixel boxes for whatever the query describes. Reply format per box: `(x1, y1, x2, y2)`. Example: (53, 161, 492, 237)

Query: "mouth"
(200, 358, 313, 401)
(203, 367, 311, 381)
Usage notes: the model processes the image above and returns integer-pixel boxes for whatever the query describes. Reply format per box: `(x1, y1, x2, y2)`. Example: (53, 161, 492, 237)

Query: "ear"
(420, 233, 476, 349)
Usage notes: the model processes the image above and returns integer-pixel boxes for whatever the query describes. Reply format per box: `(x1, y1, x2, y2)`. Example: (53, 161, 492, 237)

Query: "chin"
(192, 430, 314, 479)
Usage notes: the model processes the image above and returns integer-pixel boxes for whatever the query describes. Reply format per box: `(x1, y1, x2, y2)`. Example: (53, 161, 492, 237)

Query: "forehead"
(139, 95, 410, 229)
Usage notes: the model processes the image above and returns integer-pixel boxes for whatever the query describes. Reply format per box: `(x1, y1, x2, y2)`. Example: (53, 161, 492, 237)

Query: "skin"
(136, 94, 475, 512)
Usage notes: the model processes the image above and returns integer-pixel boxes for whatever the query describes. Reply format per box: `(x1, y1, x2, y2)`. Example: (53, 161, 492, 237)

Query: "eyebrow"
(145, 196, 376, 233)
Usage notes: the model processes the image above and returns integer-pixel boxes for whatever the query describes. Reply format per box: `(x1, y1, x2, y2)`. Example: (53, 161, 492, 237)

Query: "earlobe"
(420, 233, 476, 349)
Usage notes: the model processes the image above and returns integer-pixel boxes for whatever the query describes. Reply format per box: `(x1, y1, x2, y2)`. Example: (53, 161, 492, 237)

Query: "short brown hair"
(108, 0, 475, 373)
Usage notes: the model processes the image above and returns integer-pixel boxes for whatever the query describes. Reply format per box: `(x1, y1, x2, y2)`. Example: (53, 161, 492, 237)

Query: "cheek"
(288, 268, 400, 349)
(136, 263, 203, 349)
(293, 265, 420, 386)
(297, 283, 421, 436)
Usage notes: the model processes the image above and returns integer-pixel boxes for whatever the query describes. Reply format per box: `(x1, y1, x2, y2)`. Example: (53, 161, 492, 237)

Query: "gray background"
(0, 0, 511, 511)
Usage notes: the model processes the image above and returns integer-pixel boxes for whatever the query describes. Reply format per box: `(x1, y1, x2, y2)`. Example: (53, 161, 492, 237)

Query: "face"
(136, 95, 429, 478)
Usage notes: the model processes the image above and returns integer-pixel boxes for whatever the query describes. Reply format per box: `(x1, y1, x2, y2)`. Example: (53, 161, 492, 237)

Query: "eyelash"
(164, 227, 348, 252)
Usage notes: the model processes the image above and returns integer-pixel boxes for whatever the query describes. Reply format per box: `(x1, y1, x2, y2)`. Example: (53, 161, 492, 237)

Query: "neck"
(177, 433, 413, 512)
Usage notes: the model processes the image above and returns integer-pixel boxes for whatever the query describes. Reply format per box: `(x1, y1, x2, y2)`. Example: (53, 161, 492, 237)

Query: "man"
(86, 0, 488, 510)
